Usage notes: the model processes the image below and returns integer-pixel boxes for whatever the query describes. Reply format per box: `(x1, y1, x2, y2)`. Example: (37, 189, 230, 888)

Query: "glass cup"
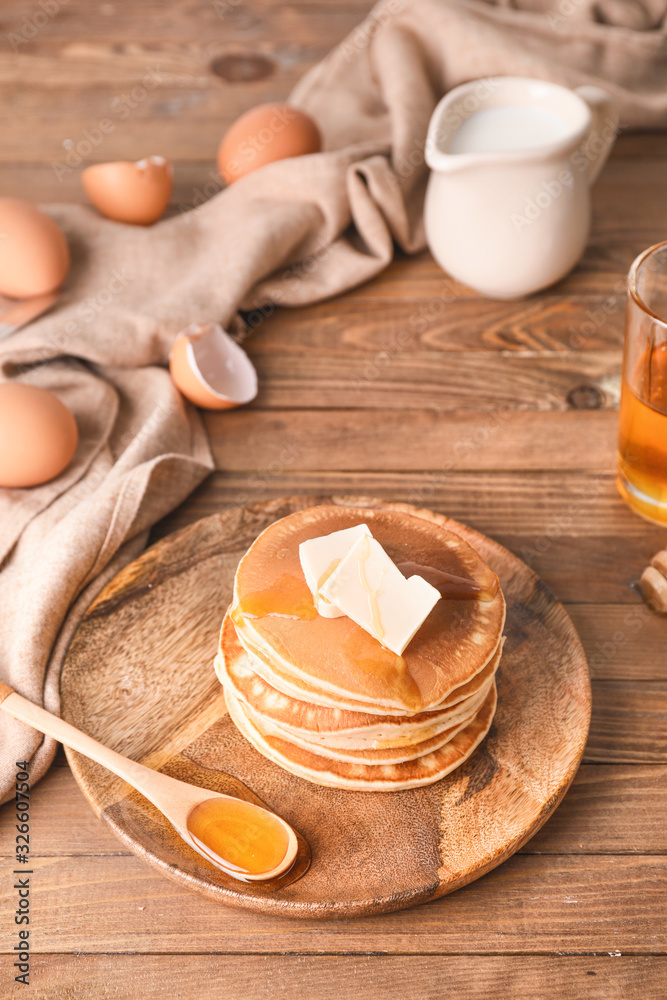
(617, 241, 667, 524)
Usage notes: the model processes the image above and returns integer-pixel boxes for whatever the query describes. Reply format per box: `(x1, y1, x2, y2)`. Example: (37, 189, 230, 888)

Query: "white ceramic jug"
(424, 77, 618, 299)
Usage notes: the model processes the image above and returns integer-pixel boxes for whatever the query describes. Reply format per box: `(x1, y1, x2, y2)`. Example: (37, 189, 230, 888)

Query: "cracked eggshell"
(0, 198, 70, 298)
(169, 323, 258, 411)
(82, 156, 173, 225)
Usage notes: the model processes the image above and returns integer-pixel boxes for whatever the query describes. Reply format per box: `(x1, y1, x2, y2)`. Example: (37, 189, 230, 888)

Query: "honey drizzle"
(339, 634, 422, 711)
(356, 533, 386, 641)
(314, 558, 341, 613)
(233, 568, 422, 712)
(396, 561, 498, 603)
(316, 558, 341, 593)
(233, 573, 317, 622)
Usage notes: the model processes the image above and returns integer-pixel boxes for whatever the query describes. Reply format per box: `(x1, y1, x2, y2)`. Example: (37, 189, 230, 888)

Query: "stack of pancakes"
(215, 505, 506, 791)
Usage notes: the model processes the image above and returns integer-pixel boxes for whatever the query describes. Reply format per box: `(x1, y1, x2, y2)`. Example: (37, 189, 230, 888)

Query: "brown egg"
(82, 156, 173, 225)
(217, 103, 321, 184)
(0, 383, 78, 488)
(0, 198, 70, 299)
(169, 323, 257, 410)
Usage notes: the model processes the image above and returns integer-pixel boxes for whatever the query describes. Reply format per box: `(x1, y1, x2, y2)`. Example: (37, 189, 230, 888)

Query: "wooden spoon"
(0, 682, 299, 881)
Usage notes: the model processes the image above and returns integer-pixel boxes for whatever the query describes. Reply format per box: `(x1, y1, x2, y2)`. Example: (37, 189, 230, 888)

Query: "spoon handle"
(0, 682, 179, 806)
(1, 682, 305, 883)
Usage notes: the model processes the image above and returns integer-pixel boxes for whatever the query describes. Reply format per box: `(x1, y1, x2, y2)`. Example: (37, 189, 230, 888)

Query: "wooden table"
(1, 1, 667, 997)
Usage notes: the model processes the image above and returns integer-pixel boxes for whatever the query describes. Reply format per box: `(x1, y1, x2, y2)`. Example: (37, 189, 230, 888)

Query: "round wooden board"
(60, 497, 591, 919)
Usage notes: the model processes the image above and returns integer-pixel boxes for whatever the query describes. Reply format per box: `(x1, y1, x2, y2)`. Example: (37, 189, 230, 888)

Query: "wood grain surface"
(1, 0, 667, 995)
(56, 498, 590, 917)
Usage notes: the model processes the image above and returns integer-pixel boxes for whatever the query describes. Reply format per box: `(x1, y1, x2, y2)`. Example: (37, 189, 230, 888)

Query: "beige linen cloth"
(1, 0, 666, 804)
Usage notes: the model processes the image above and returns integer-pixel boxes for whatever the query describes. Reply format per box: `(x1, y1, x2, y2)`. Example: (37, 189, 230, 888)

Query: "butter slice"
(299, 523, 371, 618)
(320, 533, 441, 654)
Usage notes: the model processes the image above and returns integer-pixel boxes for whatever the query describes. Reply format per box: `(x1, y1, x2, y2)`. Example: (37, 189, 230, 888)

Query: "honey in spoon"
(186, 796, 293, 881)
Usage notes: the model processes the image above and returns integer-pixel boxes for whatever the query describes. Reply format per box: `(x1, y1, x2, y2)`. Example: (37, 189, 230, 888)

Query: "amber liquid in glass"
(617, 342, 667, 524)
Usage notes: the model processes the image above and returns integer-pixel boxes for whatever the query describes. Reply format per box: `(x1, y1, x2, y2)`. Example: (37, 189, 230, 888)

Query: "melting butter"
(320, 533, 440, 655)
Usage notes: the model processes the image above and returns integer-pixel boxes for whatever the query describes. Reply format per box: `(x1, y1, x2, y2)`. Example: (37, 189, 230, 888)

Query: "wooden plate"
(60, 497, 591, 919)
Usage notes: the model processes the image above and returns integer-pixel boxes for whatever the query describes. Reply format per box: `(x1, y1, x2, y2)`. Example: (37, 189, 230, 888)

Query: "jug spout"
(424, 80, 501, 173)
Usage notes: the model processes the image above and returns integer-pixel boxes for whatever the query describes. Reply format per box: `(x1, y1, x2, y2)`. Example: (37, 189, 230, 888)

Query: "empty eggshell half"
(82, 156, 173, 225)
(169, 323, 258, 410)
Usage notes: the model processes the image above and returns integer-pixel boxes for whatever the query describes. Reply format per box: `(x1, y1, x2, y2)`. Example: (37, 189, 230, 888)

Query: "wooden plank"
(613, 133, 667, 158)
(150, 472, 666, 603)
(0, 160, 226, 210)
(0, 853, 665, 953)
(495, 533, 665, 604)
(0, 765, 126, 857)
(244, 351, 622, 411)
(586, 683, 667, 764)
(0, 4, 362, 161)
(2, 763, 665, 859)
(0, 954, 663, 999)
(525, 765, 667, 855)
(568, 605, 667, 680)
(0, 0, 369, 43)
(0, 91, 293, 164)
(593, 160, 667, 234)
(246, 294, 627, 354)
(341, 237, 642, 301)
(149, 471, 652, 540)
(203, 408, 617, 472)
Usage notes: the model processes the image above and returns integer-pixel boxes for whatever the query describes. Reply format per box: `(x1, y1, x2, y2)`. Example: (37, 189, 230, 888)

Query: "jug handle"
(575, 86, 619, 186)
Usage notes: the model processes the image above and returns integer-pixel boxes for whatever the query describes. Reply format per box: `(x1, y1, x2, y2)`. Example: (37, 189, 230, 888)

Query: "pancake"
(230, 615, 501, 716)
(231, 505, 506, 714)
(216, 621, 502, 748)
(235, 692, 481, 765)
(225, 682, 498, 791)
